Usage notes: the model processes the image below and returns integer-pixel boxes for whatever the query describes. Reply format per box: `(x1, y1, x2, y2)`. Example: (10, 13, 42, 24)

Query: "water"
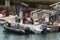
(0, 25, 60, 40)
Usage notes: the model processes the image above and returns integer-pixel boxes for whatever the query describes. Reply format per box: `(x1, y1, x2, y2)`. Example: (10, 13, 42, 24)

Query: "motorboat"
(3, 22, 25, 34)
(3, 20, 43, 34)
(0, 19, 6, 25)
(3, 2, 51, 34)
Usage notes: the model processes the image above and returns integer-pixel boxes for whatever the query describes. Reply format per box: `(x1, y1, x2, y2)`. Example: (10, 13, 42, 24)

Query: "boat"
(3, 2, 50, 34)
(3, 20, 43, 34)
(0, 14, 16, 25)
(0, 19, 6, 25)
(3, 22, 25, 34)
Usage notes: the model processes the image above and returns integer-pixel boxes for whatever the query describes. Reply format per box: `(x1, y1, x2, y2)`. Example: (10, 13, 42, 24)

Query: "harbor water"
(0, 25, 60, 40)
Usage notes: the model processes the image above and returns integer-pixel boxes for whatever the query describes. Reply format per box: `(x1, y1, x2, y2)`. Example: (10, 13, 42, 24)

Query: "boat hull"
(3, 25, 25, 34)
(3, 25, 34, 34)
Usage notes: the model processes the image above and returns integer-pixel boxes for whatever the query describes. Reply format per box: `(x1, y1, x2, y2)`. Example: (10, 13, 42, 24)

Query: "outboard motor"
(41, 23, 47, 34)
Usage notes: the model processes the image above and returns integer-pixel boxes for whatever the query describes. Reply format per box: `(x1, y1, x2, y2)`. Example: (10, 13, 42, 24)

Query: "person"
(30, 18, 34, 24)
(23, 13, 34, 24)
(18, 18, 20, 22)
(23, 13, 29, 24)
(2, 10, 6, 16)
(50, 15, 54, 25)
(15, 15, 18, 22)
(15, 15, 20, 23)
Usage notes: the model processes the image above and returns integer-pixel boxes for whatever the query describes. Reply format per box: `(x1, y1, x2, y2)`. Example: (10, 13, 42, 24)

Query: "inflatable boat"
(3, 23, 25, 34)
(3, 20, 43, 34)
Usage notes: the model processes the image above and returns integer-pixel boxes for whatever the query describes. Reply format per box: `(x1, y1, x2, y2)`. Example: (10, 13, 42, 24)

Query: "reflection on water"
(0, 25, 60, 40)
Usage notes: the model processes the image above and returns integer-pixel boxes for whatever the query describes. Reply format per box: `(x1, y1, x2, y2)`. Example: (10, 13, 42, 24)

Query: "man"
(23, 13, 34, 24)
(23, 13, 29, 24)
(15, 15, 20, 23)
